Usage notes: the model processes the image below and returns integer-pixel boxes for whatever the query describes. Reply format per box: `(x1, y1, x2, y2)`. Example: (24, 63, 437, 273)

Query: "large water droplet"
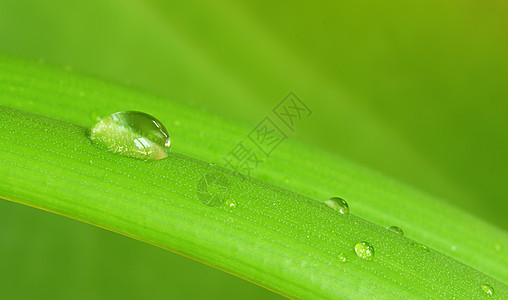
(481, 284, 494, 296)
(355, 241, 374, 260)
(88, 111, 171, 161)
(325, 197, 350, 215)
(387, 226, 404, 236)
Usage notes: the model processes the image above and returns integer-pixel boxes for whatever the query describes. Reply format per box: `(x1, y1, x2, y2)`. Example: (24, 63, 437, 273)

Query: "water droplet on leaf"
(325, 197, 349, 215)
(355, 241, 374, 260)
(481, 284, 494, 296)
(226, 199, 237, 208)
(88, 111, 171, 161)
(410, 241, 430, 252)
(387, 226, 404, 236)
(337, 253, 347, 263)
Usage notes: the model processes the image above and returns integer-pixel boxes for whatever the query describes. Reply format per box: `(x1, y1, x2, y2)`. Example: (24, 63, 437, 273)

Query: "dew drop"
(355, 241, 374, 260)
(410, 241, 430, 252)
(387, 226, 404, 236)
(226, 199, 237, 208)
(481, 284, 494, 296)
(88, 111, 171, 161)
(337, 253, 347, 263)
(325, 197, 350, 215)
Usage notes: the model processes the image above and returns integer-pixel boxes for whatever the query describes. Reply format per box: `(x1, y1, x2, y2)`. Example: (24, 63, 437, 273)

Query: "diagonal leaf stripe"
(1, 55, 507, 298)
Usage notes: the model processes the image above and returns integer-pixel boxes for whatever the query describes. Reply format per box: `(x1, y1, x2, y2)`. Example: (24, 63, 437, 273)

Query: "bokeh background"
(1, 0, 507, 298)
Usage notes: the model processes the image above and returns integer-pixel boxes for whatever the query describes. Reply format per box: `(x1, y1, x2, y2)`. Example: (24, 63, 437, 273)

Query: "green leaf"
(1, 55, 507, 298)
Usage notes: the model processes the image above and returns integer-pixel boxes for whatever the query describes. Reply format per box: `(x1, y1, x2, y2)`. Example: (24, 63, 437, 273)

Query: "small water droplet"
(451, 245, 457, 251)
(337, 253, 347, 263)
(226, 199, 237, 208)
(210, 162, 217, 167)
(355, 241, 374, 260)
(481, 284, 494, 296)
(410, 241, 430, 252)
(88, 111, 171, 161)
(325, 197, 349, 215)
(387, 226, 404, 236)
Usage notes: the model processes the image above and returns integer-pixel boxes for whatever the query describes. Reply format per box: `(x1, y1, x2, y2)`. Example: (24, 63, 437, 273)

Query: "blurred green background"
(0, 0, 507, 298)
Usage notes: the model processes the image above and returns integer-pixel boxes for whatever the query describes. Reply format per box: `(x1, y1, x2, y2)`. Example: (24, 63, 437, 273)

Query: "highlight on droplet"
(325, 197, 350, 215)
(88, 111, 171, 161)
(386, 226, 404, 236)
(355, 241, 374, 260)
